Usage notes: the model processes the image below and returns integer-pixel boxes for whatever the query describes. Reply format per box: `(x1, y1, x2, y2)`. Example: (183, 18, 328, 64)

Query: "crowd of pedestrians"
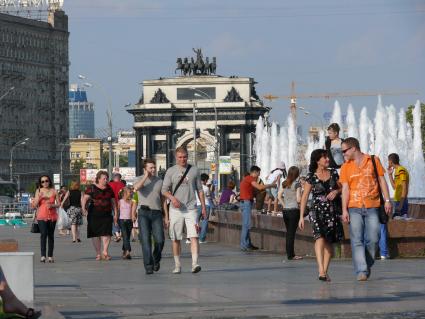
(28, 125, 411, 284)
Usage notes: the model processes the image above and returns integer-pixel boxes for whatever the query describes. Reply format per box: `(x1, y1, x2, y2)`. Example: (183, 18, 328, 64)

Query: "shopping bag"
(57, 208, 71, 229)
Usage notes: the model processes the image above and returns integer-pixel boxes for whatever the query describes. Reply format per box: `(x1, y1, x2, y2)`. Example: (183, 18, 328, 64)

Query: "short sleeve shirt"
(394, 165, 409, 202)
(108, 181, 125, 202)
(134, 175, 163, 211)
(85, 184, 115, 213)
(339, 154, 385, 208)
(239, 175, 256, 200)
(161, 165, 202, 211)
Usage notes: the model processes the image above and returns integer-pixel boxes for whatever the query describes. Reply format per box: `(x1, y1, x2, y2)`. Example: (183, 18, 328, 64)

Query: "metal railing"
(0, 201, 35, 219)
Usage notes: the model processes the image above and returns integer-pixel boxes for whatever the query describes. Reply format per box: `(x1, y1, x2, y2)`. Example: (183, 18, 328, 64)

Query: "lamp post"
(192, 101, 197, 166)
(191, 88, 219, 191)
(9, 137, 29, 182)
(79, 75, 113, 177)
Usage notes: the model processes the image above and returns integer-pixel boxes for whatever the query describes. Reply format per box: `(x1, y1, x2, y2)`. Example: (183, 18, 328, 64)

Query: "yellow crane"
(264, 81, 418, 123)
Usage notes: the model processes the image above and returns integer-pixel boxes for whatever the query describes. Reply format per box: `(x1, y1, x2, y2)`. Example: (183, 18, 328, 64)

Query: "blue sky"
(64, 0, 425, 137)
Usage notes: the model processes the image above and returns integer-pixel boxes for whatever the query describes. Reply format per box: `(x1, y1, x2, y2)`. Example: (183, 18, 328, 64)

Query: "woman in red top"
(33, 175, 60, 263)
(82, 171, 118, 261)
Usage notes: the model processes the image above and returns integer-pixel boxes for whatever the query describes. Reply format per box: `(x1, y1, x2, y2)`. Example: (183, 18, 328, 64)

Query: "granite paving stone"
(1, 224, 425, 318)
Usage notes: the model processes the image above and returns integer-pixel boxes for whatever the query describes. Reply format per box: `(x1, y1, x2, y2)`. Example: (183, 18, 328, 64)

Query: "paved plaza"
(2, 225, 425, 319)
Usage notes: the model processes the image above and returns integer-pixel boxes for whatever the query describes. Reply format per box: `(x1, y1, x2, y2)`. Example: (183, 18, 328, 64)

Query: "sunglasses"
(342, 147, 352, 154)
(41, 180, 50, 184)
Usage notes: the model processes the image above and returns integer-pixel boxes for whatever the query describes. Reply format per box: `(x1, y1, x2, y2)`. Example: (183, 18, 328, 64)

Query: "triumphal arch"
(127, 49, 269, 186)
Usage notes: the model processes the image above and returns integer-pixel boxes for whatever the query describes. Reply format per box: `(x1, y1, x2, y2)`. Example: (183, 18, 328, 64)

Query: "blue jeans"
(349, 207, 380, 276)
(379, 200, 410, 258)
(392, 200, 409, 218)
(197, 205, 211, 242)
(119, 219, 133, 252)
(240, 200, 252, 249)
(379, 224, 389, 258)
(138, 208, 165, 271)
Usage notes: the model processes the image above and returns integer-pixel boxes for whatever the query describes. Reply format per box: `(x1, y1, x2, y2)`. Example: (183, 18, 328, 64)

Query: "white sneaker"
(172, 267, 181, 274)
(393, 215, 403, 220)
(380, 256, 389, 260)
(185, 239, 191, 244)
(192, 264, 201, 273)
(199, 240, 207, 244)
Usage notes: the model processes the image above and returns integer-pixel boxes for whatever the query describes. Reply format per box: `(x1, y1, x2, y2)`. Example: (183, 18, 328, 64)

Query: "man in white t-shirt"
(265, 162, 286, 214)
(196, 173, 213, 243)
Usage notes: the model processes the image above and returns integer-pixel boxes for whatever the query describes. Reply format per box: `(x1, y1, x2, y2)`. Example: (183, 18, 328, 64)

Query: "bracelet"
(385, 199, 390, 202)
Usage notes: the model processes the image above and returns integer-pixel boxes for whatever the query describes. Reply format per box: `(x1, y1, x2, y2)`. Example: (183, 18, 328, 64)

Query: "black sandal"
(26, 308, 42, 319)
(318, 275, 331, 282)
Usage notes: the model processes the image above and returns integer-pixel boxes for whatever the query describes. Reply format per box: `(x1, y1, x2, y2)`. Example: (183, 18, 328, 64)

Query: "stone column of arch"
(135, 128, 144, 176)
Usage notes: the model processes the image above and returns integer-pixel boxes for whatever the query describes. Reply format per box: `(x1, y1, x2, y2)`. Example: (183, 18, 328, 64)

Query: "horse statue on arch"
(175, 58, 184, 75)
(209, 57, 217, 75)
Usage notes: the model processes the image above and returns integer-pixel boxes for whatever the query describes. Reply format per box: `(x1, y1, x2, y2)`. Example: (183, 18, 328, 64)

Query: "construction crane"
(264, 81, 418, 123)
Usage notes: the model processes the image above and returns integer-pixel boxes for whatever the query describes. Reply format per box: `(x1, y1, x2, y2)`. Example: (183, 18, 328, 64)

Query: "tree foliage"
(71, 159, 86, 174)
(406, 102, 425, 152)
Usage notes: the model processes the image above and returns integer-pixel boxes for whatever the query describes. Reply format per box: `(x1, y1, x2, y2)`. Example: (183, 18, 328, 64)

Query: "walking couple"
(133, 146, 207, 274)
(300, 137, 392, 281)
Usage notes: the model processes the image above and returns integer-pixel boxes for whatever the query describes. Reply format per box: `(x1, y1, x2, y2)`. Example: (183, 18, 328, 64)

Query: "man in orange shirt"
(239, 166, 276, 251)
(340, 138, 392, 281)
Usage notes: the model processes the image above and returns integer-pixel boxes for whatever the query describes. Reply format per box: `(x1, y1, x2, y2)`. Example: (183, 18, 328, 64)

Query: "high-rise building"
(0, 9, 69, 190)
(69, 84, 95, 138)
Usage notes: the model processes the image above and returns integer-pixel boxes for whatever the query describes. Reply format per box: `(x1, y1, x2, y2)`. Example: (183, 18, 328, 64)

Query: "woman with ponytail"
(278, 166, 302, 260)
(299, 149, 344, 281)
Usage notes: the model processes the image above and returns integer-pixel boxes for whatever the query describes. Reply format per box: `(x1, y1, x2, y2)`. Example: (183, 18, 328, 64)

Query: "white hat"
(279, 161, 286, 169)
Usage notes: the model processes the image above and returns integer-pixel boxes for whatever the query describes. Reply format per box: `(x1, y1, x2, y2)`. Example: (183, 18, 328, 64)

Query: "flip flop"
(292, 256, 303, 260)
(95, 255, 101, 261)
(102, 254, 112, 261)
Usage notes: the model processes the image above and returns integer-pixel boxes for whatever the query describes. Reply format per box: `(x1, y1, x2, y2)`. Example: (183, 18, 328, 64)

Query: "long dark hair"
(37, 175, 53, 189)
(309, 149, 328, 173)
(282, 166, 300, 189)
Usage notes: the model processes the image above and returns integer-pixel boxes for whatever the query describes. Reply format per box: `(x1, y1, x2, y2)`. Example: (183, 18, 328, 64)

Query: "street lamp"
(9, 137, 29, 182)
(191, 88, 220, 192)
(79, 75, 113, 177)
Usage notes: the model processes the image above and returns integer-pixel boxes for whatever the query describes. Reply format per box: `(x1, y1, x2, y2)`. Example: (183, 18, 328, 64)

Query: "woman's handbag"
(371, 155, 389, 224)
(30, 220, 40, 233)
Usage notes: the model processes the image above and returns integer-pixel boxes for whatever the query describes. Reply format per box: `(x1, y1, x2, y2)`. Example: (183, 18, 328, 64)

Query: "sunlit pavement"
(2, 224, 425, 319)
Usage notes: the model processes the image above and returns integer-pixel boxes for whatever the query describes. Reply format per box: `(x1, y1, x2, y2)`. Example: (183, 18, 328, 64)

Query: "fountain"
(254, 98, 425, 197)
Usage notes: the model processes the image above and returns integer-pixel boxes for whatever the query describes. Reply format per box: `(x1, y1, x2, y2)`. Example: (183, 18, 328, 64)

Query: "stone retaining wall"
(208, 210, 425, 258)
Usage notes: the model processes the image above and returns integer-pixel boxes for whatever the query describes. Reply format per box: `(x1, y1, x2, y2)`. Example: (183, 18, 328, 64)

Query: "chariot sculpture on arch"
(175, 48, 216, 76)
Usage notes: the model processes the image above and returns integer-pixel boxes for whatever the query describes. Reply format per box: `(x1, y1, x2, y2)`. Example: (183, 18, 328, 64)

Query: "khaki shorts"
(169, 206, 198, 240)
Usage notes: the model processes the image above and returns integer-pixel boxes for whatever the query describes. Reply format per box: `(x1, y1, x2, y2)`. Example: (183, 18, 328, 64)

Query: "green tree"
(119, 155, 128, 167)
(71, 159, 86, 174)
(406, 102, 425, 153)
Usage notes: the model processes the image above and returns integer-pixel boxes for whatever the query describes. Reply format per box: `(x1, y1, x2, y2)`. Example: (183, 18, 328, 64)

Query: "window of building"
(227, 139, 241, 153)
(177, 87, 216, 100)
(153, 141, 167, 154)
(76, 152, 81, 158)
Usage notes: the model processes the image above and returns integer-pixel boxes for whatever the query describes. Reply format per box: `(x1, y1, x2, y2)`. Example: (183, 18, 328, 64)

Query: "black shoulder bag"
(166, 165, 192, 210)
(172, 165, 192, 196)
(371, 155, 389, 224)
